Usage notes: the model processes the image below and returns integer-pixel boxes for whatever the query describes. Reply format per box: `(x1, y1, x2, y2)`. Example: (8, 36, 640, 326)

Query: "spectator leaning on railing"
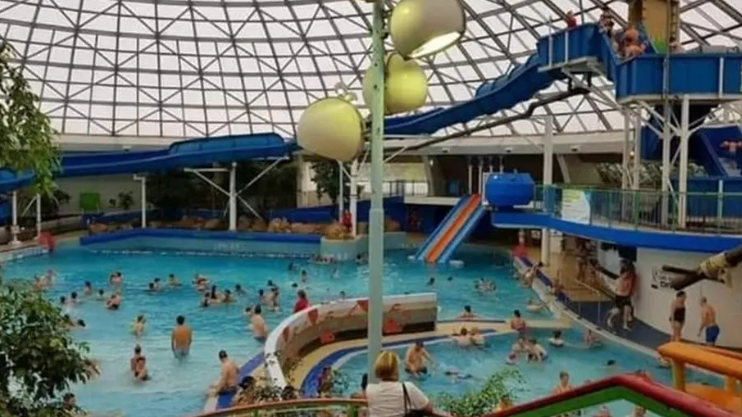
(366, 351, 445, 417)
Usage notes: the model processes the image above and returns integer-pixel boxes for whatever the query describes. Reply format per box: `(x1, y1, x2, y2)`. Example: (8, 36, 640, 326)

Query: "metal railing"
(536, 185, 742, 235)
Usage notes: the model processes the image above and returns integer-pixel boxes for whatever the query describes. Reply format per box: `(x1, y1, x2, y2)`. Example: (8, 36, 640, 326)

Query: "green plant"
(435, 368, 524, 417)
(39, 188, 70, 218)
(311, 159, 350, 212)
(0, 40, 60, 194)
(0, 278, 93, 417)
(117, 191, 135, 211)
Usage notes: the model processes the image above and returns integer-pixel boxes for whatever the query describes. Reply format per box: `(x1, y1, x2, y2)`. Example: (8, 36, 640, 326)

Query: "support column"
(35, 194, 42, 239)
(622, 110, 631, 190)
(10, 191, 20, 246)
(350, 160, 358, 237)
(678, 96, 690, 228)
(477, 157, 483, 195)
(541, 115, 554, 266)
(134, 175, 147, 228)
(367, 0, 386, 381)
(467, 156, 473, 194)
(633, 109, 642, 190)
(338, 161, 345, 216)
(661, 103, 672, 225)
(488, 156, 494, 173)
(229, 162, 237, 231)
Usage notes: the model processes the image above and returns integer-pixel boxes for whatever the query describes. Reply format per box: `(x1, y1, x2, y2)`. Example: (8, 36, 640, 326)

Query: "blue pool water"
(3, 244, 533, 417)
(337, 329, 720, 416)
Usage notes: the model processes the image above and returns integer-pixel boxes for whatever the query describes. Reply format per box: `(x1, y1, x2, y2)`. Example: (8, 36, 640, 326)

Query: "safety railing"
(537, 185, 742, 235)
(195, 399, 367, 417)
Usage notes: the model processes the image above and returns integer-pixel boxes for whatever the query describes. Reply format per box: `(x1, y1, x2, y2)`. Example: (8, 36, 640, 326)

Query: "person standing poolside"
(669, 291, 687, 342)
(171, 315, 193, 358)
(250, 305, 269, 340)
(698, 297, 720, 346)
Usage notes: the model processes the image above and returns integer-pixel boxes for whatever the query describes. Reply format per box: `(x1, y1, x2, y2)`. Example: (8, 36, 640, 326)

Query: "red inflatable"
(39, 231, 55, 252)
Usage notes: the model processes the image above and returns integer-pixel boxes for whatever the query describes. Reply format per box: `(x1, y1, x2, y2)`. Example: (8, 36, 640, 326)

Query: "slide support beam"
(622, 109, 631, 190)
(229, 162, 237, 232)
(661, 102, 672, 226)
(338, 161, 344, 218)
(367, 0, 385, 383)
(633, 109, 642, 191)
(467, 157, 473, 194)
(35, 194, 42, 239)
(541, 115, 554, 266)
(678, 96, 690, 229)
(10, 191, 20, 246)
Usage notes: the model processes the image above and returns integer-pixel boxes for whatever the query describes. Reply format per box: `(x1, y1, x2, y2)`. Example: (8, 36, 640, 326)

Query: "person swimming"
(96, 289, 106, 300)
(133, 356, 149, 381)
(168, 274, 180, 287)
(132, 315, 146, 337)
(452, 328, 472, 347)
(526, 338, 548, 362)
(548, 330, 565, 347)
(106, 294, 121, 310)
(427, 277, 435, 287)
(83, 281, 93, 296)
(201, 292, 211, 308)
(234, 284, 246, 295)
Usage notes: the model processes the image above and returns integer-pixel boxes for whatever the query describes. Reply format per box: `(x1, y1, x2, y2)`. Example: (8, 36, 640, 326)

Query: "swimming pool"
(335, 329, 720, 416)
(3, 244, 531, 417)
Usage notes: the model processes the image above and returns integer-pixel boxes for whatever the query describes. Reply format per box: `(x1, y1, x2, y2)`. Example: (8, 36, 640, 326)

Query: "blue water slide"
(414, 196, 469, 261)
(695, 125, 742, 176)
(437, 204, 486, 263)
(0, 133, 297, 193)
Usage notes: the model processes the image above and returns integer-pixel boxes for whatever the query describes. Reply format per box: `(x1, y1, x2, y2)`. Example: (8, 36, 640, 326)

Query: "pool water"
(337, 329, 720, 416)
(3, 244, 531, 417)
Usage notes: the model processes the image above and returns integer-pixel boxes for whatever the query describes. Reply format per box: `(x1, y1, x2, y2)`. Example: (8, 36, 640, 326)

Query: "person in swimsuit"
(669, 291, 687, 342)
(171, 315, 193, 358)
(250, 305, 269, 340)
(209, 350, 239, 397)
(698, 297, 720, 346)
(133, 356, 149, 381)
(510, 310, 527, 336)
(458, 305, 478, 320)
(106, 294, 121, 310)
(405, 341, 433, 377)
(132, 315, 146, 337)
(83, 281, 93, 296)
(553, 371, 573, 395)
(609, 267, 634, 331)
(130, 345, 143, 374)
(168, 274, 181, 287)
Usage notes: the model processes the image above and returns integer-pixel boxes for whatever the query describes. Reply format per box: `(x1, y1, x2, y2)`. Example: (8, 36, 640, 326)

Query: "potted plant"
(117, 191, 135, 211)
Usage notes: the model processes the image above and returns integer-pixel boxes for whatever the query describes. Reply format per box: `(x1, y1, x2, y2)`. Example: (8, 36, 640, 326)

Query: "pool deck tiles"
(290, 318, 569, 395)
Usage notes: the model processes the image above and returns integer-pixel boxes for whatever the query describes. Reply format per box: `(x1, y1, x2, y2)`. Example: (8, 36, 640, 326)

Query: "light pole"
(366, 0, 387, 380)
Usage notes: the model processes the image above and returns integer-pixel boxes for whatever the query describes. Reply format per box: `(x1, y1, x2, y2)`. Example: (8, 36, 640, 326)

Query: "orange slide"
(658, 342, 742, 414)
(426, 194, 482, 263)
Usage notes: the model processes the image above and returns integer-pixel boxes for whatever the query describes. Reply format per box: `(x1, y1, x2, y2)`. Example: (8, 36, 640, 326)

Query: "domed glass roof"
(1, 0, 740, 140)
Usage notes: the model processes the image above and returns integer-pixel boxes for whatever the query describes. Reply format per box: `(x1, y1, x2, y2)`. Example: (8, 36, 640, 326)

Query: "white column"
(350, 159, 358, 237)
(10, 191, 20, 246)
(338, 161, 344, 216)
(541, 115, 554, 266)
(35, 194, 42, 239)
(678, 96, 690, 228)
(477, 157, 483, 195)
(633, 109, 642, 190)
(229, 162, 237, 231)
(467, 157, 473, 194)
(622, 110, 631, 190)
(488, 156, 494, 173)
(134, 175, 147, 228)
(661, 103, 672, 225)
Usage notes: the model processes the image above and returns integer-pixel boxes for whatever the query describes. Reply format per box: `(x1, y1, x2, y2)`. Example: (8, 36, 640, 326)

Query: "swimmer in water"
(510, 310, 527, 336)
(153, 278, 162, 291)
(201, 292, 211, 308)
(110, 271, 123, 287)
(584, 329, 601, 348)
(250, 305, 269, 340)
(234, 284, 246, 296)
(427, 277, 435, 287)
(405, 341, 433, 377)
(133, 356, 149, 381)
(300, 269, 308, 283)
(444, 369, 474, 381)
(451, 328, 472, 347)
(339, 291, 346, 300)
(458, 305, 478, 320)
(222, 290, 234, 303)
(548, 330, 565, 347)
(106, 294, 121, 310)
(147, 282, 158, 293)
(526, 338, 548, 362)
(96, 289, 106, 300)
(69, 292, 79, 306)
(132, 315, 146, 337)
(168, 274, 181, 287)
(83, 281, 93, 296)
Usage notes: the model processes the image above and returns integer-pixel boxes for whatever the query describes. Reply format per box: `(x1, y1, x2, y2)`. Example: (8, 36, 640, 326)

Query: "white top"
(366, 381, 430, 417)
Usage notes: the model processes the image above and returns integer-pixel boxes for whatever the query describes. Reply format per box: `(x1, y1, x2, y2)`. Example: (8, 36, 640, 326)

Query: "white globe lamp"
(296, 98, 364, 162)
(389, 0, 466, 59)
(363, 53, 428, 115)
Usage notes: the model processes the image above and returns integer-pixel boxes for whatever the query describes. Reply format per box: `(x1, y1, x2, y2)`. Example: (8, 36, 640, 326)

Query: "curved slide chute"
(488, 374, 735, 417)
(0, 133, 297, 194)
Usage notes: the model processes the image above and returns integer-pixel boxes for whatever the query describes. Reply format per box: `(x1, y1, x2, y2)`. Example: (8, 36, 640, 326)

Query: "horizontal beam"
(57, 130, 626, 155)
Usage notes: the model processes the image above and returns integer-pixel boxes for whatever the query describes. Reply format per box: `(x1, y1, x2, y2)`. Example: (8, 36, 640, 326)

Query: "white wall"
(633, 248, 742, 348)
(597, 243, 622, 276)
(56, 175, 142, 215)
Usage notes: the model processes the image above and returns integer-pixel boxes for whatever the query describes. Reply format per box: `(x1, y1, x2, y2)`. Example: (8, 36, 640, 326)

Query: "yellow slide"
(658, 342, 742, 414)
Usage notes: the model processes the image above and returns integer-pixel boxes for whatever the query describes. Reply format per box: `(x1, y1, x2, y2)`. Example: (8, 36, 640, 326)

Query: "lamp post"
(366, 0, 387, 381)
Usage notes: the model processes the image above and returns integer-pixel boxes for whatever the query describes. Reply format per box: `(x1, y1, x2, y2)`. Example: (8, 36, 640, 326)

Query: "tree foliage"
(0, 40, 60, 194)
(434, 368, 524, 417)
(311, 159, 352, 211)
(0, 279, 92, 417)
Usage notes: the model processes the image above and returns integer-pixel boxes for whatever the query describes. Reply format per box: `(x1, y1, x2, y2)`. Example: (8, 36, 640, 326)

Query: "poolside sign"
(561, 189, 591, 225)
(650, 267, 685, 292)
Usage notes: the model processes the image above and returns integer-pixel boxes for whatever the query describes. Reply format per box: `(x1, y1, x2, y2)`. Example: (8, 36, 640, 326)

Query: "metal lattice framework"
(1, 0, 740, 141)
